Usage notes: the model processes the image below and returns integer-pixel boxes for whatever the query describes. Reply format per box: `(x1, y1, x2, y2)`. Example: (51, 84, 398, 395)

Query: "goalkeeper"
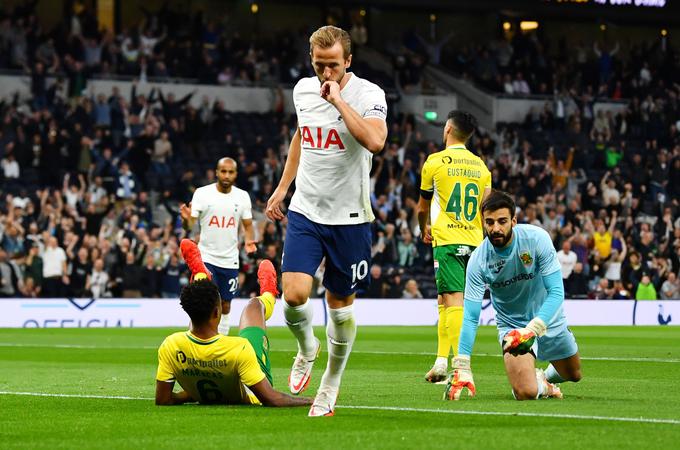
(445, 190, 581, 401)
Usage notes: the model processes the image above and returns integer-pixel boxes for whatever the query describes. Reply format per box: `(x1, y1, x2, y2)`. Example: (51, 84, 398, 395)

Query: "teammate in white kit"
(266, 25, 387, 416)
(446, 190, 582, 401)
(180, 157, 257, 335)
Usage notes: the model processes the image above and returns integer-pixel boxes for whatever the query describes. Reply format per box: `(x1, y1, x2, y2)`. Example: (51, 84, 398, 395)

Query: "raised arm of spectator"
(600, 171, 610, 193)
(608, 209, 618, 235)
(178, 90, 196, 107)
(619, 236, 627, 262)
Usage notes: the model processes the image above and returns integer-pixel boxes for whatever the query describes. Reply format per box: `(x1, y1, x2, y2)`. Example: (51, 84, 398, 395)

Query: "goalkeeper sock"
(218, 313, 230, 335)
(258, 292, 276, 321)
(283, 298, 317, 358)
(545, 364, 566, 383)
(445, 306, 464, 357)
(436, 305, 450, 362)
(320, 304, 356, 389)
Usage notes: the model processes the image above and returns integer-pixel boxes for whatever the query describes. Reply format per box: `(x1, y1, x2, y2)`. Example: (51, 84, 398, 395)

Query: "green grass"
(1, 326, 679, 449)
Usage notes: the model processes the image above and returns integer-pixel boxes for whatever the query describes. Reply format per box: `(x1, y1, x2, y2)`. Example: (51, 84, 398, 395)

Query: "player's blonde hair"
(309, 25, 351, 59)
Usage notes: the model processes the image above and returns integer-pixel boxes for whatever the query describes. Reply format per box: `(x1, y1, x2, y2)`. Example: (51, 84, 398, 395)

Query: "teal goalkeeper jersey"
(464, 224, 564, 329)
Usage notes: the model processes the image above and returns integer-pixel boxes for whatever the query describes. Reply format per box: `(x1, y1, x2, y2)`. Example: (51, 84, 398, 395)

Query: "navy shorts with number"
(204, 262, 239, 301)
(282, 210, 372, 297)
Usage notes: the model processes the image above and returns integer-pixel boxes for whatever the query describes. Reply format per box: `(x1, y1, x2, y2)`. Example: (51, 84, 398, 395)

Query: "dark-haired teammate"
(180, 157, 257, 336)
(155, 243, 312, 407)
(445, 190, 582, 401)
(417, 110, 491, 382)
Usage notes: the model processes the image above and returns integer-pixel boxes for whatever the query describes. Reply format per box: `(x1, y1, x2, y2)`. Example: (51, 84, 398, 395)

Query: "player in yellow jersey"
(417, 110, 492, 383)
(155, 243, 313, 407)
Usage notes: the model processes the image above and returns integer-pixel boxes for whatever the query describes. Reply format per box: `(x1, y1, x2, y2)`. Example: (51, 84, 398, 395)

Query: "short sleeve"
(420, 158, 435, 193)
(483, 168, 492, 190)
(190, 189, 203, 218)
(241, 192, 253, 220)
(237, 341, 267, 387)
(464, 250, 487, 302)
(156, 339, 176, 382)
(536, 229, 562, 276)
(361, 86, 387, 121)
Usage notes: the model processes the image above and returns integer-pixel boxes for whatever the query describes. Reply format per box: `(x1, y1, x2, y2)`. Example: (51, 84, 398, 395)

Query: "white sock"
(283, 298, 317, 357)
(535, 370, 547, 399)
(320, 305, 357, 389)
(545, 364, 566, 383)
(435, 356, 448, 367)
(218, 313, 230, 335)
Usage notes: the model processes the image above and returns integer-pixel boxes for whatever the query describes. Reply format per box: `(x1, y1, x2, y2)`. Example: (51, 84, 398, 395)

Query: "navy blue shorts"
(204, 262, 239, 301)
(282, 210, 372, 297)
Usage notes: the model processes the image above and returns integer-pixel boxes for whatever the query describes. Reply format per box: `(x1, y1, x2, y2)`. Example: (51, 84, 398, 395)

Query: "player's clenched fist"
(444, 355, 476, 401)
(320, 80, 342, 105)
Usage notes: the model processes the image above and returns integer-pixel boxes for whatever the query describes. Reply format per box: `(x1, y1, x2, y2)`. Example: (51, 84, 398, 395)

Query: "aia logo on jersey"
(300, 126, 345, 150)
(208, 215, 236, 228)
(519, 251, 533, 267)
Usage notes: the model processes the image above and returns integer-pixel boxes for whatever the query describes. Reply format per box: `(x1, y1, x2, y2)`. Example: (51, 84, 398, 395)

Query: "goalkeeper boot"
(289, 337, 321, 395)
(536, 368, 563, 399)
(308, 385, 338, 417)
(425, 362, 448, 384)
(180, 239, 212, 282)
(257, 259, 279, 297)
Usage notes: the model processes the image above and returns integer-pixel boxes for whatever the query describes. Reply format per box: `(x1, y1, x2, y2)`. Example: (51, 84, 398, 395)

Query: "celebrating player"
(180, 157, 256, 336)
(265, 25, 388, 416)
(446, 190, 582, 401)
(417, 110, 491, 383)
(155, 242, 312, 408)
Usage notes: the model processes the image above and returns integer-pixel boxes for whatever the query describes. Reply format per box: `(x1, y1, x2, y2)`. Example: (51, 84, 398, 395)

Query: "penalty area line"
(0, 391, 678, 425)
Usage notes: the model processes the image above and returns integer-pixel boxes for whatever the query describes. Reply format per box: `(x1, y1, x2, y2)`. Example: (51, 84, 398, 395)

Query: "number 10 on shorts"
(351, 260, 368, 285)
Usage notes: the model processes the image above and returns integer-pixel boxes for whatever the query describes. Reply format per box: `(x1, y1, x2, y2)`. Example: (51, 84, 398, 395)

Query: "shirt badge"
(519, 251, 533, 266)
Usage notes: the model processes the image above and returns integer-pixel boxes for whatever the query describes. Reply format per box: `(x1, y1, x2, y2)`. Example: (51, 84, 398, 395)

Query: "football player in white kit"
(180, 157, 257, 336)
(266, 25, 388, 416)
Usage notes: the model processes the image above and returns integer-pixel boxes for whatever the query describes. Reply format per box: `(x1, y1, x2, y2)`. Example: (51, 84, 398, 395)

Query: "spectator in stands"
(557, 241, 578, 281)
(87, 258, 110, 298)
(69, 247, 91, 297)
(566, 262, 589, 299)
(402, 279, 423, 299)
(635, 274, 657, 300)
(661, 272, 679, 300)
(41, 236, 68, 298)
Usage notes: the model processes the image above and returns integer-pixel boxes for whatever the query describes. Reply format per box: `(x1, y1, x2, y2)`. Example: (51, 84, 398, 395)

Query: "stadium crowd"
(0, 2, 678, 301)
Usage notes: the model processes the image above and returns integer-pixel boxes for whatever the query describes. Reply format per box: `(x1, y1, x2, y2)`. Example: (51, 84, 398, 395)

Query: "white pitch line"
(0, 391, 678, 425)
(0, 342, 678, 364)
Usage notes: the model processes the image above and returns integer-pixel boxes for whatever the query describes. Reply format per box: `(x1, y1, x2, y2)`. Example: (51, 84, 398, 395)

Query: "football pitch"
(1, 326, 679, 449)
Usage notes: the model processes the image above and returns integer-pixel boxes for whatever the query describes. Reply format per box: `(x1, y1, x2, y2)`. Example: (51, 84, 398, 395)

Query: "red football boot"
(180, 239, 212, 282)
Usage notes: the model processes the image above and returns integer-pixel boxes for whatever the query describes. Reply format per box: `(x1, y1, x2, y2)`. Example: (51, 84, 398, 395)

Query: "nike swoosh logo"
(351, 283, 358, 289)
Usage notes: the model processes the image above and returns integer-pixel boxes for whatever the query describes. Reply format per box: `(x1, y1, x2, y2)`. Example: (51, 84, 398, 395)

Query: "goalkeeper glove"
(502, 318, 547, 356)
(444, 355, 476, 401)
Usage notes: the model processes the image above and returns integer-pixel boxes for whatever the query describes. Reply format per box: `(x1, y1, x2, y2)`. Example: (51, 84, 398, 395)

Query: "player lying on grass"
(155, 243, 312, 407)
(445, 190, 582, 401)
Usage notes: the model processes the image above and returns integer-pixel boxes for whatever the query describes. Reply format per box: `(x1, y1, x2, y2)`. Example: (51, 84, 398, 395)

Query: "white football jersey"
(190, 184, 252, 268)
(289, 73, 387, 225)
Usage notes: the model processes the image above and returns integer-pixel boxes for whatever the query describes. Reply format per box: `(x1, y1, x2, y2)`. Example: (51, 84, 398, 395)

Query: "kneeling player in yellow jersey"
(417, 110, 491, 383)
(155, 255, 313, 407)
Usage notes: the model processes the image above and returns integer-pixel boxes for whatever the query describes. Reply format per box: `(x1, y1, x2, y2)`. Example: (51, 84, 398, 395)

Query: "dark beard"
(489, 229, 512, 248)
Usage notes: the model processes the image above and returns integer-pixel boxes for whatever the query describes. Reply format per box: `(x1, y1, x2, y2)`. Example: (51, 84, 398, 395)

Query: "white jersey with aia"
(190, 184, 252, 268)
(289, 73, 387, 225)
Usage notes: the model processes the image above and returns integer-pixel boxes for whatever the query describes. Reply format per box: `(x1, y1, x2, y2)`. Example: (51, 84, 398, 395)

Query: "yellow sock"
(258, 292, 276, 321)
(445, 306, 464, 357)
(436, 305, 450, 358)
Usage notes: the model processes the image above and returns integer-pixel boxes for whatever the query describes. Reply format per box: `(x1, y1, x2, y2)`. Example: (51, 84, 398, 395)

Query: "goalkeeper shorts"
(498, 323, 578, 361)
